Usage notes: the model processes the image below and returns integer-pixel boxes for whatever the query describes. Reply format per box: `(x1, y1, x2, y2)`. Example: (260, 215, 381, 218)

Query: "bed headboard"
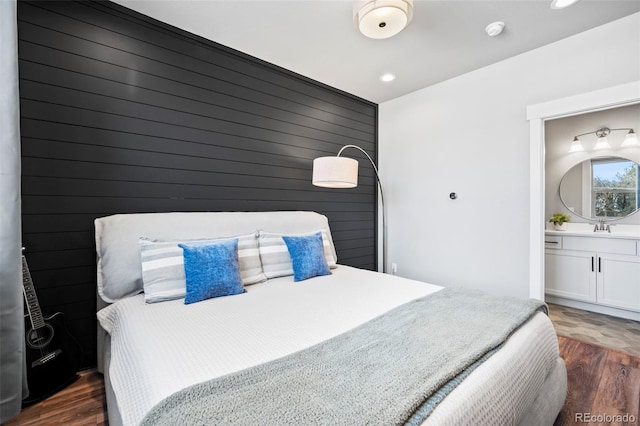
(94, 211, 337, 304)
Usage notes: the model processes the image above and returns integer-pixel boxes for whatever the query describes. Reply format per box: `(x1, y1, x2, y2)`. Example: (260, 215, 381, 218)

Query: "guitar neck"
(22, 255, 45, 330)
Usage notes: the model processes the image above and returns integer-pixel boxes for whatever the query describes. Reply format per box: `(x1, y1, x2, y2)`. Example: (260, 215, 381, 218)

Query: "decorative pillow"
(179, 240, 245, 304)
(139, 233, 265, 303)
(282, 232, 331, 282)
(258, 230, 337, 279)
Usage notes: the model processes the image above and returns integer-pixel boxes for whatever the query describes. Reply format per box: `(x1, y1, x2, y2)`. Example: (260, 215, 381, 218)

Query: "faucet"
(593, 219, 611, 233)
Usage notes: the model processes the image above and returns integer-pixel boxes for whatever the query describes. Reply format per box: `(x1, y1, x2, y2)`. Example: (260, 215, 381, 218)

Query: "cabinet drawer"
(545, 236, 562, 249)
(563, 236, 636, 255)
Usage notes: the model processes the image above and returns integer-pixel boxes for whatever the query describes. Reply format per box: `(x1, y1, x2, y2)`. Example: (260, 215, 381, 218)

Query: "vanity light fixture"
(569, 127, 638, 153)
(312, 145, 387, 273)
(353, 0, 414, 39)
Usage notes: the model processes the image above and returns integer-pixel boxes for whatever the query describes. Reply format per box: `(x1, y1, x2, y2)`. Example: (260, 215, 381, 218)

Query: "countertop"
(545, 223, 640, 240)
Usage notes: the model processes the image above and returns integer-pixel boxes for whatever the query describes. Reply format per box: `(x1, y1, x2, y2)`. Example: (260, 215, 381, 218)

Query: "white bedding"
(98, 265, 560, 426)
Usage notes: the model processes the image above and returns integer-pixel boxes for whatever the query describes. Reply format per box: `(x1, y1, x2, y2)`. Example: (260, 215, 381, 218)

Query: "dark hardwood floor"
(555, 336, 640, 426)
(4, 337, 639, 425)
(3, 369, 106, 426)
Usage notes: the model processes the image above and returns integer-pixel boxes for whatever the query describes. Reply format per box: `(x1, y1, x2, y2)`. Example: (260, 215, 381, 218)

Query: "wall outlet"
(391, 263, 398, 274)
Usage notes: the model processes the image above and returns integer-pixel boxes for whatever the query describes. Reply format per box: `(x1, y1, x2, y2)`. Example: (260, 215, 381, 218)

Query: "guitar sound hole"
(26, 324, 54, 349)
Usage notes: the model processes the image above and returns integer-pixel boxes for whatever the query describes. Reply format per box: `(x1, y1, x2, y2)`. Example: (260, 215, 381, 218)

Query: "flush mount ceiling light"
(550, 0, 582, 9)
(353, 0, 414, 39)
(568, 126, 638, 153)
(485, 21, 505, 37)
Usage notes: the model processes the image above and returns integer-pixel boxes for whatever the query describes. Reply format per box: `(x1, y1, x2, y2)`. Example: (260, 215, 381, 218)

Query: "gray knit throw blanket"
(141, 287, 546, 426)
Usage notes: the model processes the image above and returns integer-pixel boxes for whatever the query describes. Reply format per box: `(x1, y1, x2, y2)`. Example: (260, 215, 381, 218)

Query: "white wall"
(379, 13, 640, 298)
(545, 104, 640, 225)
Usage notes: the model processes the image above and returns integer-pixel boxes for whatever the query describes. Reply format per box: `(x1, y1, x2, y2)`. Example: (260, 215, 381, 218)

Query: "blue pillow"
(179, 239, 245, 304)
(282, 232, 331, 282)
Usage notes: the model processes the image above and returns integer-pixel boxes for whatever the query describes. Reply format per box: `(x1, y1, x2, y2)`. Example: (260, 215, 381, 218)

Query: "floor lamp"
(312, 145, 387, 273)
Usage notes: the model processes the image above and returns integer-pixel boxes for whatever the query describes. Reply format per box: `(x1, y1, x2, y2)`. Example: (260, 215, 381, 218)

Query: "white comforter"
(98, 266, 559, 426)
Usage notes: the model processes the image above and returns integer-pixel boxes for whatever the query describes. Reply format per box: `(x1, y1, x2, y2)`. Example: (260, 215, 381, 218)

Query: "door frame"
(526, 80, 640, 300)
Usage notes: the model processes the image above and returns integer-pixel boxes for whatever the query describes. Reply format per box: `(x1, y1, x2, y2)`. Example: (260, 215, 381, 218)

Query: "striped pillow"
(258, 230, 337, 279)
(139, 233, 266, 303)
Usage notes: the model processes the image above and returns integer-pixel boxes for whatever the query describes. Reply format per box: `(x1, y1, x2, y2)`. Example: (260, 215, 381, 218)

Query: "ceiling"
(112, 0, 640, 104)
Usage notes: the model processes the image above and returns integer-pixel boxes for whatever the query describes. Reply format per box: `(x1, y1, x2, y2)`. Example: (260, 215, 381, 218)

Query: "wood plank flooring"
(2, 369, 106, 426)
(555, 336, 640, 426)
(4, 337, 639, 425)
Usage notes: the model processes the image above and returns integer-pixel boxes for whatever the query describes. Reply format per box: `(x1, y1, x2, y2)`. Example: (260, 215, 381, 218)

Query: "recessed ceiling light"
(550, 0, 581, 9)
(380, 73, 396, 82)
(485, 21, 505, 37)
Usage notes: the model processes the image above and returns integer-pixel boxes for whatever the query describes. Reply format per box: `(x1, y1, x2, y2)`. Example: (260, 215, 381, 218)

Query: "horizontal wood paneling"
(18, 0, 377, 369)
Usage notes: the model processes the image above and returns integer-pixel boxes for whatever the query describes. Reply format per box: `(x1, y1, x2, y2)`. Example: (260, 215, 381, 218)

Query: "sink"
(546, 222, 640, 238)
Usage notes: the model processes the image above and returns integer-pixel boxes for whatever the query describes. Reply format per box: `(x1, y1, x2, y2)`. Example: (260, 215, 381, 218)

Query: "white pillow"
(139, 233, 266, 303)
(258, 230, 337, 279)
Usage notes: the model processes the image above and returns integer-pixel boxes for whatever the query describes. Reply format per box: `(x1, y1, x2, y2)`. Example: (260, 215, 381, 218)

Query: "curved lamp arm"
(336, 144, 385, 209)
(313, 144, 387, 273)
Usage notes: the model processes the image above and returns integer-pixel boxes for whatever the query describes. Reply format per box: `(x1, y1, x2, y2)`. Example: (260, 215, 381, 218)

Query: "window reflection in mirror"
(591, 158, 638, 217)
(559, 156, 640, 220)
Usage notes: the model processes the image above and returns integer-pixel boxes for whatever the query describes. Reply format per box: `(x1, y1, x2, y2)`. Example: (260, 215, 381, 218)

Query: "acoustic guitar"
(21, 251, 83, 406)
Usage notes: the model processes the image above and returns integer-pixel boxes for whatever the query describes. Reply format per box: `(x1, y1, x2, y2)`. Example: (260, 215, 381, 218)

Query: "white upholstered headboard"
(94, 211, 337, 304)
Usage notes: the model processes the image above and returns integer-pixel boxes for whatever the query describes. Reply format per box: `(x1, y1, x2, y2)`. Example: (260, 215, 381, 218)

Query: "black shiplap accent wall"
(18, 1, 377, 367)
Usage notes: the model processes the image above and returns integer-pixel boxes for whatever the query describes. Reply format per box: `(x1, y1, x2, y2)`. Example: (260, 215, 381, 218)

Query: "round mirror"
(559, 156, 640, 220)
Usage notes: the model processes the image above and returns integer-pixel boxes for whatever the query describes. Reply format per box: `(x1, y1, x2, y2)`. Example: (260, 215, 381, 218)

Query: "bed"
(94, 211, 567, 425)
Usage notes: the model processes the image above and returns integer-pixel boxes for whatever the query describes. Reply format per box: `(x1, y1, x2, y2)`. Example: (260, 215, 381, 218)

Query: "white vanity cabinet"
(545, 249, 596, 302)
(545, 233, 640, 316)
(597, 252, 640, 311)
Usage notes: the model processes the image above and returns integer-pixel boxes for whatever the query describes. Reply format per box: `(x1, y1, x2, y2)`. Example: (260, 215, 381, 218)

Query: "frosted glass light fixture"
(568, 126, 638, 153)
(593, 128, 611, 151)
(353, 0, 414, 39)
(622, 129, 639, 147)
(568, 137, 584, 153)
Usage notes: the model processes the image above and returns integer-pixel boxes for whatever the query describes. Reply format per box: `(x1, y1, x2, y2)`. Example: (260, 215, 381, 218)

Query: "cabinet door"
(545, 250, 596, 302)
(597, 253, 640, 312)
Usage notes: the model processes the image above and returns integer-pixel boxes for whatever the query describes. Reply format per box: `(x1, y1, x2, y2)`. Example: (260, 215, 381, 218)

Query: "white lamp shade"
(312, 157, 359, 188)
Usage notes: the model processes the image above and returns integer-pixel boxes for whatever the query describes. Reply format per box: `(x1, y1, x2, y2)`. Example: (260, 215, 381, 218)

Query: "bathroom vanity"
(545, 224, 640, 320)
(545, 155, 640, 320)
